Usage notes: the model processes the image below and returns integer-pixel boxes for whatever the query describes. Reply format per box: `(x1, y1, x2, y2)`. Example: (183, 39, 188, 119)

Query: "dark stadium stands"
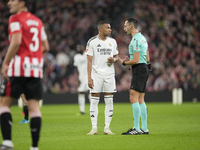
(0, 0, 199, 93)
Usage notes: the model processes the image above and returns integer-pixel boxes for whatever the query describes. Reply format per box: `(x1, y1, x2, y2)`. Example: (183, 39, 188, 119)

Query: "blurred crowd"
(0, 0, 200, 93)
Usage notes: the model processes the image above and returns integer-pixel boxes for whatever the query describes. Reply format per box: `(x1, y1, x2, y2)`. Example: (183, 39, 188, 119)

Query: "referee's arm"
(122, 52, 140, 66)
(146, 50, 152, 72)
(146, 50, 150, 63)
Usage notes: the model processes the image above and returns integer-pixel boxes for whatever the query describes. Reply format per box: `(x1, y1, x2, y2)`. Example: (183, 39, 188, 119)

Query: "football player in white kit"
(74, 44, 90, 114)
(86, 20, 118, 135)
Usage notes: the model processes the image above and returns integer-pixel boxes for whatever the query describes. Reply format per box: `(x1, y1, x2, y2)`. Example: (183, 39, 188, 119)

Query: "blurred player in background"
(86, 20, 118, 135)
(0, 0, 49, 150)
(73, 44, 90, 114)
(0, 97, 2, 124)
(19, 93, 29, 124)
(119, 18, 151, 135)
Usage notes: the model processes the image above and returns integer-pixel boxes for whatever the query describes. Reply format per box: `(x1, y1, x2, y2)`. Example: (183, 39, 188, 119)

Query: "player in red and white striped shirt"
(0, 0, 49, 150)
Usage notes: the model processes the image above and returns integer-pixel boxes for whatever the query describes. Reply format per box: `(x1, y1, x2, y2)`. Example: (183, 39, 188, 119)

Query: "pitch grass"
(0, 102, 200, 150)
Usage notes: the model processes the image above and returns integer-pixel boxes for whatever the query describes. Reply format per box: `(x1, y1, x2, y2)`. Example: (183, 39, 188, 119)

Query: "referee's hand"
(147, 62, 152, 72)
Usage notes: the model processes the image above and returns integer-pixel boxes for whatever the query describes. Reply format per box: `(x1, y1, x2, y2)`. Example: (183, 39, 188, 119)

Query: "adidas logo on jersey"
(97, 44, 101, 47)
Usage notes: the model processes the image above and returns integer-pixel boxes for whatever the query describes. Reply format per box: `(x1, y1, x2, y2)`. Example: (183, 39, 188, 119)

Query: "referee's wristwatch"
(122, 61, 126, 66)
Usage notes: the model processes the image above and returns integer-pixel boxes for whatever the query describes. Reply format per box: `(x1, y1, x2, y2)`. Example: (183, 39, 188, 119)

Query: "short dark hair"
(19, 0, 29, 8)
(97, 20, 110, 29)
(126, 18, 138, 29)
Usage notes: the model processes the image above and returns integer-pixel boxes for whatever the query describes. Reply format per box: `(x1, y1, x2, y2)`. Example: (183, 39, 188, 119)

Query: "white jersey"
(74, 52, 87, 81)
(85, 35, 118, 76)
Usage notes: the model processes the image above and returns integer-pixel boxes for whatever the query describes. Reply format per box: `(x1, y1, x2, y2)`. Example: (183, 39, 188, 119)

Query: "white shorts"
(90, 72, 116, 93)
(78, 80, 89, 92)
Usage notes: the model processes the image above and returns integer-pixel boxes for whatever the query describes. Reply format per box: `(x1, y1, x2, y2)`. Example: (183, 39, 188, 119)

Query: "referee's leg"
(139, 93, 148, 132)
(130, 89, 141, 131)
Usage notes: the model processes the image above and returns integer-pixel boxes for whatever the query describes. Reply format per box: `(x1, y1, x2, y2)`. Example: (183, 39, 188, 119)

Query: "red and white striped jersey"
(7, 12, 47, 78)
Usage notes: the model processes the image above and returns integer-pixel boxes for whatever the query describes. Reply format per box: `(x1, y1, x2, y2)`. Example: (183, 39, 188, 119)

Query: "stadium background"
(0, 0, 200, 103)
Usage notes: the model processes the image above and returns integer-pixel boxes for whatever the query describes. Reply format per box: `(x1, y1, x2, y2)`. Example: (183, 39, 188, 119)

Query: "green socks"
(132, 103, 141, 131)
(140, 103, 148, 131)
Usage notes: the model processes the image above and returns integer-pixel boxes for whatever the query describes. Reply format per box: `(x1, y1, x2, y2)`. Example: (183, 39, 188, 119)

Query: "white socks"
(2, 140, 13, 147)
(78, 94, 85, 113)
(90, 96, 100, 129)
(104, 95, 113, 130)
(30, 146, 39, 150)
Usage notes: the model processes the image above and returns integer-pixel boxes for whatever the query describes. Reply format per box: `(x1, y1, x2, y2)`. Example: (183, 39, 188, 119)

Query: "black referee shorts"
(130, 63, 149, 93)
(0, 77, 43, 100)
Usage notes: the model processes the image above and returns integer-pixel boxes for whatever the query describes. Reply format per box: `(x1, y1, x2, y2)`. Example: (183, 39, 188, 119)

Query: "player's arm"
(1, 33, 22, 80)
(107, 54, 118, 63)
(42, 39, 49, 53)
(41, 26, 49, 53)
(87, 55, 94, 89)
(113, 54, 118, 63)
(108, 40, 119, 63)
(3, 33, 21, 64)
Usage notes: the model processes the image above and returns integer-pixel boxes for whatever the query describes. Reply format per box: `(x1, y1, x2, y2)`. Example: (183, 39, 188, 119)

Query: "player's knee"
(91, 93, 100, 97)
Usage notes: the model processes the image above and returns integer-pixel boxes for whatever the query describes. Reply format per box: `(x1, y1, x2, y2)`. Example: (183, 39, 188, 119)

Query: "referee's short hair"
(126, 18, 138, 29)
(19, 0, 29, 8)
(97, 20, 110, 29)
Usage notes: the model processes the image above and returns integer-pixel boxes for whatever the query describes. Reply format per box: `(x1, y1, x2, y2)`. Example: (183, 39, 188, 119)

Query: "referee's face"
(101, 24, 112, 37)
(124, 21, 131, 35)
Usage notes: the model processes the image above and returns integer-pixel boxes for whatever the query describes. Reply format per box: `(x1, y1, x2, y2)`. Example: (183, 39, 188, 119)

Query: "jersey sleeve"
(73, 54, 78, 66)
(9, 15, 22, 35)
(132, 38, 141, 53)
(85, 41, 93, 56)
(113, 39, 119, 55)
(41, 26, 47, 41)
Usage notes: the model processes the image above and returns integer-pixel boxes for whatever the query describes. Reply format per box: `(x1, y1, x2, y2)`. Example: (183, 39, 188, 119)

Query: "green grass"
(0, 102, 200, 150)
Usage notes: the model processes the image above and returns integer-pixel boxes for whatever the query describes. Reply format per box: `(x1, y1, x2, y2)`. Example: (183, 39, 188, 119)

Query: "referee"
(119, 18, 151, 135)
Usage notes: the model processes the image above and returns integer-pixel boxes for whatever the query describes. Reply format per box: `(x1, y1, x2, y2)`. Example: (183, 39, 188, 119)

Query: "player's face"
(101, 24, 112, 37)
(124, 21, 131, 35)
(7, 0, 22, 14)
(77, 44, 84, 53)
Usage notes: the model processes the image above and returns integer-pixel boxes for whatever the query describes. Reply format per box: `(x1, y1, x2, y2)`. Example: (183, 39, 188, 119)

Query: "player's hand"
(1, 63, 9, 81)
(107, 57, 114, 63)
(88, 78, 94, 89)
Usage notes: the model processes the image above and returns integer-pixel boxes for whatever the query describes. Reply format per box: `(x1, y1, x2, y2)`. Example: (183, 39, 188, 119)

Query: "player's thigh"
(90, 74, 103, 93)
(103, 76, 116, 93)
(0, 77, 23, 99)
(24, 78, 43, 100)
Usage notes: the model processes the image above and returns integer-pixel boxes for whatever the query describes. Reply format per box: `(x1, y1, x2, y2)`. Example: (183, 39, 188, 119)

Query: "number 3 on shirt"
(29, 27, 39, 52)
